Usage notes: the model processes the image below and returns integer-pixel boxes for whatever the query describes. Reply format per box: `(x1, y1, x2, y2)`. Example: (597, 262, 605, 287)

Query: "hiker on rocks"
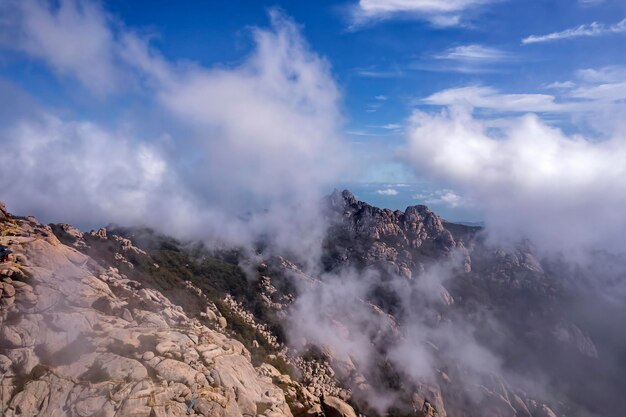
(0, 244, 12, 263)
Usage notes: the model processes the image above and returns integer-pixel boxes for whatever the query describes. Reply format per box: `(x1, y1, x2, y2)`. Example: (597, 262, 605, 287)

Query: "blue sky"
(1, 0, 626, 238)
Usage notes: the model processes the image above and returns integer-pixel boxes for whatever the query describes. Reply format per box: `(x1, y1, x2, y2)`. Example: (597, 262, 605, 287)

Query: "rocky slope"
(0, 208, 341, 417)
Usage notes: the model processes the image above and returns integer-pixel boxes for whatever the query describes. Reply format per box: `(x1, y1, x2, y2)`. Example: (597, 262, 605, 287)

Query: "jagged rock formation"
(324, 190, 470, 276)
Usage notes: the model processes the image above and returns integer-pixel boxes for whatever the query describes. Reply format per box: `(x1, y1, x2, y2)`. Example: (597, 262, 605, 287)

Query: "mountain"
(0, 192, 623, 417)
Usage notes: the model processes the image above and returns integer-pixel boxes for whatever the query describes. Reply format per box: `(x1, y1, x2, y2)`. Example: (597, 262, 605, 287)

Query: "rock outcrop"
(321, 396, 357, 417)
(0, 201, 8, 220)
(324, 190, 469, 274)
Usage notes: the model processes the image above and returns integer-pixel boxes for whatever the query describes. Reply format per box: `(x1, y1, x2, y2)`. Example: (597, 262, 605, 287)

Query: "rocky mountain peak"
(324, 190, 459, 273)
(327, 189, 357, 210)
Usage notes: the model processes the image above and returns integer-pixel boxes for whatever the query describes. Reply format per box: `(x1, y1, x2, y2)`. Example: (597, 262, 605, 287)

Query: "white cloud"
(376, 188, 399, 195)
(423, 44, 513, 74)
(576, 66, 626, 83)
(570, 82, 626, 102)
(414, 189, 465, 207)
(543, 66, 626, 105)
(351, 0, 500, 27)
(423, 86, 569, 113)
(0, 115, 169, 226)
(1, 0, 126, 94)
(0, 6, 348, 262)
(578, 0, 605, 6)
(545, 81, 576, 89)
(353, 67, 404, 78)
(380, 123, 403, 130)
(435, 44, 510, 62)
(522, 18, 626, 44)
(375, 95, 388, 100)
(404, 105, 626, 254)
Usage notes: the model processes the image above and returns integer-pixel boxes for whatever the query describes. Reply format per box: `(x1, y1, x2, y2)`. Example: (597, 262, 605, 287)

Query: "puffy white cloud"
(120, 11, 346, 213)
(414, 189, 465, 208)
(0, 115, 169, 226)
(404, 104, 626, 254)
(351, 0, 500, 27)
(522, 18, 626, 44)
(0, 5, 348, 261)
(376, 188, 399, 195)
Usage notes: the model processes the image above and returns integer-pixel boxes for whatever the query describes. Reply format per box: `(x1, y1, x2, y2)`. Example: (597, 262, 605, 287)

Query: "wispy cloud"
(376, 188, 399, 196)
(422, 75, 626, 115)
(379, 123, 403, 130)
(350, 0, 501, 28)
(522, 18, 626, 44)
(420, 44, 514, 74)
(366, 123, 405, 134)
(435, 44, 510, 62)
(576, 65, 626, 83)
(578, 0, 605, 6)
(353, 66, 403, 78)
(422, 86, 569, 113)
(544, 66, 626, 103)
(545, 81, 576, 89)
(0, 0, 126, 95)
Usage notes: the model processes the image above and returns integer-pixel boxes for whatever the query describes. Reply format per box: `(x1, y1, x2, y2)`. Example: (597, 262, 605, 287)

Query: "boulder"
(8, 380, 50, 416)
(321, 396, 357, 417)
(154, 359, 203, 386)
(95, 353, 148, 382)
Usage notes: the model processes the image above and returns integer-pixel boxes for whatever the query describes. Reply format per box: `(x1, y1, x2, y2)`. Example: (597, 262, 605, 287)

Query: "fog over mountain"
(1, 1, 626, 417)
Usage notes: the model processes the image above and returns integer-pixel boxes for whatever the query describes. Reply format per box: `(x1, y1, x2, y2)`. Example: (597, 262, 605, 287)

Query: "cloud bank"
(404, 104, 626, 254)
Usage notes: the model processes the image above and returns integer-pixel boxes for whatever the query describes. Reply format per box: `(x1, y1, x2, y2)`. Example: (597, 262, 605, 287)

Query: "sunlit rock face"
(0, 207, 294, 417)
(323, 189, 463, 272)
